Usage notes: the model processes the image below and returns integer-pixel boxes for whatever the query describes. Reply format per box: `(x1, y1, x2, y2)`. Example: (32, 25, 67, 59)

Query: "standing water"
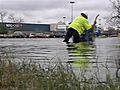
(0, 37, 120, 80)
(67, 37, 120, 80)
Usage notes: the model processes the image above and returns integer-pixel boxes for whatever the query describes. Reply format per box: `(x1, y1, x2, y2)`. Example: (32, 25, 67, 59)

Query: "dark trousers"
(64, 28, 80, 43)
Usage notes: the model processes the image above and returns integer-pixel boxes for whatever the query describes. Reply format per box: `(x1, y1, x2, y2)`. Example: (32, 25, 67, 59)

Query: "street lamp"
(70, 1, 75, 22)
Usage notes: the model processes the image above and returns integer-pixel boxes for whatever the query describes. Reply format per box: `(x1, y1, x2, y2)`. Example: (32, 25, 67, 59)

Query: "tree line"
(0, 11, 24, 34)
(104, 0, 120, 29)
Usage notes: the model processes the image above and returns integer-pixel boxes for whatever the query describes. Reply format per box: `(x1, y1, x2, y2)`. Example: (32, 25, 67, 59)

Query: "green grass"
(0, 47, 120, 90)
(0, 57, 120, 90)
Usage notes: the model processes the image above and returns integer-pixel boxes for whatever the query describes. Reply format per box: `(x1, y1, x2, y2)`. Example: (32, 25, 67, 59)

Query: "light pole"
(70, 1, 75, 22)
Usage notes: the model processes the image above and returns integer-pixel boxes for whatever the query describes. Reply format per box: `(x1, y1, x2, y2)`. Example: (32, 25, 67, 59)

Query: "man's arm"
(89, 14, 99, 30)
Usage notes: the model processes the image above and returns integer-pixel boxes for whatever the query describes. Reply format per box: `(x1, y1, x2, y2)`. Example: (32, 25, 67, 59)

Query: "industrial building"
(0, 22, 67, 37)
(4, 22, 50, 33)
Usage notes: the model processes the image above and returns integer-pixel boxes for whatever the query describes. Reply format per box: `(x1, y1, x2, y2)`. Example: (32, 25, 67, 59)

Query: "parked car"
(12, 31, 26, 38)
(29, 33, 36, 38)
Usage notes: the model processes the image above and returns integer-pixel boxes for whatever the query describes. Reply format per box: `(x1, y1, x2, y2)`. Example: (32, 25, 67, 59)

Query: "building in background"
(4, 22, 50, 33)
(0, 22, 67, 38)
(50, 21, 67, 37)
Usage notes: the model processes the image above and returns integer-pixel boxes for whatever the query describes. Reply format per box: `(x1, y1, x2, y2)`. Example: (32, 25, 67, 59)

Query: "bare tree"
(8, 13, 24, 23)
(8, 13, 24, 31)
(0, 11, 8, 34)
(109, 0, 120, 27)
(0, 11, 7, 23)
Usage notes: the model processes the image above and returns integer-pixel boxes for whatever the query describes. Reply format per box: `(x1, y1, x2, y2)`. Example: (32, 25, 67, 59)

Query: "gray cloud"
(76, 0, 111, 11)
(0, 0, 112, 24)
(1, 0, 67, 11)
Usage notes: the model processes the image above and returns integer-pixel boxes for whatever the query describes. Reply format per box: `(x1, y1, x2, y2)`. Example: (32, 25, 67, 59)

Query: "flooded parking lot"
(0, 38, 68, 62)
(0, 37, 120, 80)
(67, 37, 120, 80)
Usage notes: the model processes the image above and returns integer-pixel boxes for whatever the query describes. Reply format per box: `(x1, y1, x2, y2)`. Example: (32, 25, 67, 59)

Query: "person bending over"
(63, 11, 96, 43)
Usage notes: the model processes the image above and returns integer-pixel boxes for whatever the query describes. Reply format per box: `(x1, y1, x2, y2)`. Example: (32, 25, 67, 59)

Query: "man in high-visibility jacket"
(63, 11, 96, 43)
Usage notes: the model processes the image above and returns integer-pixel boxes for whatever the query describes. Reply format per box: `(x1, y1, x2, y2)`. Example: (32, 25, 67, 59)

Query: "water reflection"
(67, 42, 95, 68)
(66, 37, 120, 80)
(0, 38, 68, 62)
(95, 37, 120, 78)
(0, 37, 120, 79)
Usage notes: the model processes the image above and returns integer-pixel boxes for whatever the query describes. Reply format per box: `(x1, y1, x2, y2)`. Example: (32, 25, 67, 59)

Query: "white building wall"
(50, 21, 67, 31)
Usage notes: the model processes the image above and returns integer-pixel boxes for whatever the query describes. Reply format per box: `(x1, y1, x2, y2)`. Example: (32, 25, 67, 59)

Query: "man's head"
(81, 11, 88, 19)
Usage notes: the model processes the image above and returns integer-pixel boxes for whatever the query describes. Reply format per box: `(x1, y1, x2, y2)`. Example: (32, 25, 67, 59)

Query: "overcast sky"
(0, 0, 112, 25)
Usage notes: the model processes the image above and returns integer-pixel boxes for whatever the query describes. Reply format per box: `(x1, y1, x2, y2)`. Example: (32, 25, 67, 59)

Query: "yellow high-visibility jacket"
(68, 16, 92, 34)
